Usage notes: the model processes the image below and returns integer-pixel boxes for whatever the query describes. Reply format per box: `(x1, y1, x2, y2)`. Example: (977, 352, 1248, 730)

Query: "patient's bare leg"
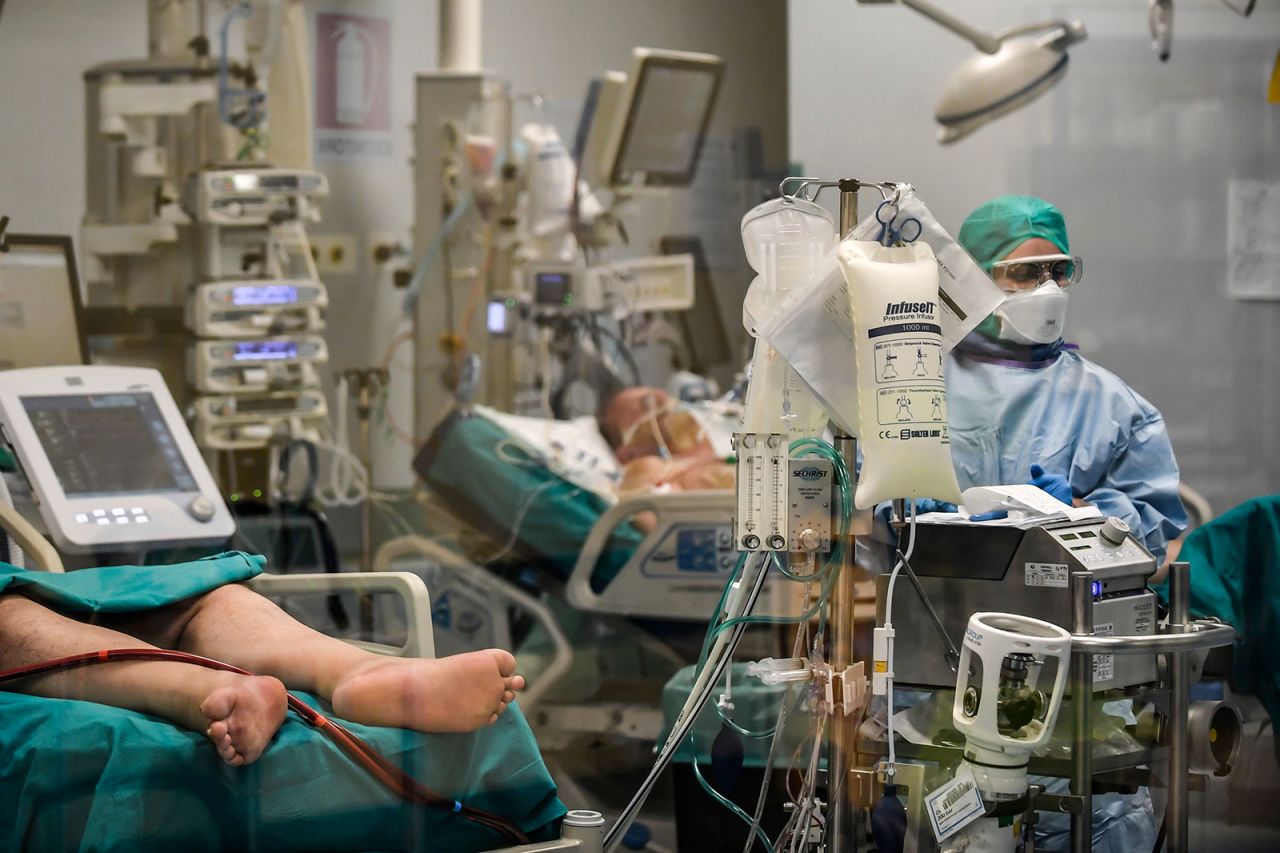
(117, 583, 525, 733)
(0, 594, 286, 765)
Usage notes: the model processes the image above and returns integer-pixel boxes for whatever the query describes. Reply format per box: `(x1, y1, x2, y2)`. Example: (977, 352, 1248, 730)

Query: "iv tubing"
(613, 439, 853, 849)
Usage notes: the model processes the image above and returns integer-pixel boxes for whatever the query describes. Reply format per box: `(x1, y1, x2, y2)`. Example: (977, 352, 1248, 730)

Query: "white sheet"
(473, 405, 622, 500)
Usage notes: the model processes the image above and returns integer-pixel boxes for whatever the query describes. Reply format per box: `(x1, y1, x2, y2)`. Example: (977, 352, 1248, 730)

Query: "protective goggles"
(990, 254, 1083, 292)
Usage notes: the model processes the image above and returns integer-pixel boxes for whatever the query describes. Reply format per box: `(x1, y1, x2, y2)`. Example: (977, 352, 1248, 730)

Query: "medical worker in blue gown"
(928, 195, 1188, 852)
(945, 194, 1187, 560)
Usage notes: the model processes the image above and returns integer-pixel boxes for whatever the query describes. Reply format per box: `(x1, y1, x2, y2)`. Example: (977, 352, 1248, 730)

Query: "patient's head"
(598, 386, 712, 463)
(599, 387, 672, 463)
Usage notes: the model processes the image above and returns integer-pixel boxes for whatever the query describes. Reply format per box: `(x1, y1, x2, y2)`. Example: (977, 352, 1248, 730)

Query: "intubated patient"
(0, 582, 524, 765)
(597, 386, 735, 498)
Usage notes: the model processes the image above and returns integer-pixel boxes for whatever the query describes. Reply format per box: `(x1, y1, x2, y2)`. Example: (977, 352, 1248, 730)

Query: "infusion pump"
(188, 279, 328, 337)
(190, 336, 327, 394)
(183, 168, 329, 227)
(0, 366, 234, 554)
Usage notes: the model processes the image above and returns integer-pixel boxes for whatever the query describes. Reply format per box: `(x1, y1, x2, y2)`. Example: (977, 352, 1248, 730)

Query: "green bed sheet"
(413, 409, 644, 591)
(0, 554, 564, 851)
(1154, 495, 1280, 733)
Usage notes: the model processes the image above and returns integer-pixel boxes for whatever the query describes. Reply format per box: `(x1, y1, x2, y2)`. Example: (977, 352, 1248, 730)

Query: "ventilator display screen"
(21, 393, 197, 496)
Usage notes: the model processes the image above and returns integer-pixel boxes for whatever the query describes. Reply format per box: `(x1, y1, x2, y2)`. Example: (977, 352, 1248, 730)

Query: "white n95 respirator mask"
(995, 282, 1068, 345)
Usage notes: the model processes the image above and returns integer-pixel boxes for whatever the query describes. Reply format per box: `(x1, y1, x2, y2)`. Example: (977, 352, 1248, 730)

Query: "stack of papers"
(916, 484, 1103, 528)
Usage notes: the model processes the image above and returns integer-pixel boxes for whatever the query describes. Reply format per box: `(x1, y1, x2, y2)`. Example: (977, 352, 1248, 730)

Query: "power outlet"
(368, 230, 409, 267)
(311, 233, 359, 275)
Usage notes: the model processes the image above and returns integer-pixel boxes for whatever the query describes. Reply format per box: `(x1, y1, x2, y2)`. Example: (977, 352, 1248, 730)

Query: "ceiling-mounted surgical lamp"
(895, 0, 1088, 144)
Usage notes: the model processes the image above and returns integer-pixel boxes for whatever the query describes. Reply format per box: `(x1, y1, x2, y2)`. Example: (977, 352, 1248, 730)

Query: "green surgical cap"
(958, 195, 1070, 272)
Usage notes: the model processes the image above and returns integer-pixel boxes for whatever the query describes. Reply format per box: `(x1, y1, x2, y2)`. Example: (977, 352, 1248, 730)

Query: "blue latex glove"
(972, 464, 1073, 521)
(1029, 463, 1073, 504)
(912, 497, 957, 514)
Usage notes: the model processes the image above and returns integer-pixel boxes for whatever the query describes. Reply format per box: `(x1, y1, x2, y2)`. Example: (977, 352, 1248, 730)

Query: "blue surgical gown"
(946, 339, 1188, 560)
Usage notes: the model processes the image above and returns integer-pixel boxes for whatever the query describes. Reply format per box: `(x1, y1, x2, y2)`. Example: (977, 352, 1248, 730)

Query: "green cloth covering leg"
(0, 556, 565, 850)
(0, 551, 265, 612)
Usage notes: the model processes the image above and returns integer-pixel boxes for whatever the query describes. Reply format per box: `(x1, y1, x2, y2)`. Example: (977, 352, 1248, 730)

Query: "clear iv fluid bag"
(741, 234, 831, 437)
(742, 341, 828, 437)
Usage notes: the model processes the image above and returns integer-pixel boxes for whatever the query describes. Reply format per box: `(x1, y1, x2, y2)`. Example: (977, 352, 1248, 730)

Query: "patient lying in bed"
(0, 580, 524, 766)
(598, 386, 735, 496)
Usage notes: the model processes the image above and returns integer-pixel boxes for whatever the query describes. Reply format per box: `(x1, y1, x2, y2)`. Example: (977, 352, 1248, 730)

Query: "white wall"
(791, 0, 1280, 514)
(0, 1, 146, 234)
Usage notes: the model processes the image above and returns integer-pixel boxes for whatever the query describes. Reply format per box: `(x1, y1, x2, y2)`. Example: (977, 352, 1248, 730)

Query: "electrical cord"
(0, 648, 529, 845)
(590, 316, 643, 388)
(604, 550, 772, 851)
(881, 500, 920, 780)
(276, 439, 348, 630)
(314, 375, 366, 508)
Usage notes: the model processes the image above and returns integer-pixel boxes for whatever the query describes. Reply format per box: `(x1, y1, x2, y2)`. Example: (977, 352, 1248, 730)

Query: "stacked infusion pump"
(80, 57, 330, 495)
(185, 168, 331, 454)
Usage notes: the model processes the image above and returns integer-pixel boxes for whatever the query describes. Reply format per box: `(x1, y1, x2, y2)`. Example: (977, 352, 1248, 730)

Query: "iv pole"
(825, 183, 863, 853)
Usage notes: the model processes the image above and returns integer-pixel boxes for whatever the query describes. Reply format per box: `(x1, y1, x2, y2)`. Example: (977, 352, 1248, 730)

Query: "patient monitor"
(0, 366, 234, 554)
(577, 47, 723, 189)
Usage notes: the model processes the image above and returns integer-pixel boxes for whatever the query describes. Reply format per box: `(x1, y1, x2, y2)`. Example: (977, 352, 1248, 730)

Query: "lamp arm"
(993, 19, 1088, 48)
(898, 0, 1002, 54)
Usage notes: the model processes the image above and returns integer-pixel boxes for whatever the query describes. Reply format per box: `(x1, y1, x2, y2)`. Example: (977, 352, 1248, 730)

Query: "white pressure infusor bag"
(849, 184, 1005, 352)
(840, 239, 963, 509)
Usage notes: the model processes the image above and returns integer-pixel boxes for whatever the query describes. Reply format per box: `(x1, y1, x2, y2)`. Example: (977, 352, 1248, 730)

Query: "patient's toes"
(199, 675, 287, 766)
(491, 649, 518, 677)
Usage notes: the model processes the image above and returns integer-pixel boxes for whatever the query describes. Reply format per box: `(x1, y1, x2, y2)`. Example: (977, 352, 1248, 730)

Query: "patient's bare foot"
(330, 649, 525, 733)
(201, 674, 288, 766)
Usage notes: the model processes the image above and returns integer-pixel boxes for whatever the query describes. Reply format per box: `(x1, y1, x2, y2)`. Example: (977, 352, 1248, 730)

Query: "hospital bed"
(0, 367, 568, 851)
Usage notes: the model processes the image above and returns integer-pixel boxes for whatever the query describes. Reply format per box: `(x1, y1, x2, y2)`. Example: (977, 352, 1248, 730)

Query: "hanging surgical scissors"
(874, 198, 922, 246)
